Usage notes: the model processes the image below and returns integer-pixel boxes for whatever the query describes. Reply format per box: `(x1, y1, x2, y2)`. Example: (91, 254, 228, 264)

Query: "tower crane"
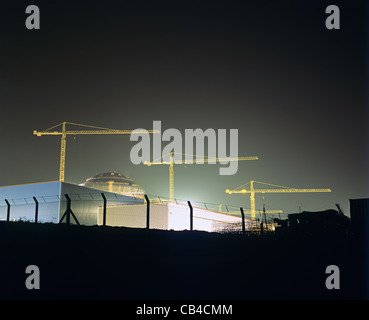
(226, 180, 331, 220)
(34, 121, 157, 182)
(218, 205, 283, 216)
(144, 152, 258, 202)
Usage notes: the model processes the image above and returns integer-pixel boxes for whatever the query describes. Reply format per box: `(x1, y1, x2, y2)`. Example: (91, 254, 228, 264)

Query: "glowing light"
(98, 201, 243, 232)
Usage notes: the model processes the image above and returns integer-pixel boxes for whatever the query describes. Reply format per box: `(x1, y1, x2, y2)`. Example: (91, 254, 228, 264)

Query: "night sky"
(0, 0, 367, 215)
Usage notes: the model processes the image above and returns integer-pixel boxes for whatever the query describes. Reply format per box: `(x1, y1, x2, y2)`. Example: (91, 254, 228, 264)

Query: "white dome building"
(80, 172, 145, 198)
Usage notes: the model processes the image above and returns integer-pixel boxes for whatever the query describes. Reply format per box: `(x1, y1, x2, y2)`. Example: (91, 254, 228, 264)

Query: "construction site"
(0, 121, 368, 300)
(0, 0, 366, 304)
(0, 122, 349, 235)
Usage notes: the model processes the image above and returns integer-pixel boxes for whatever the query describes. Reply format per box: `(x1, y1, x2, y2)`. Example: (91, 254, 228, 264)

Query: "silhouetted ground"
(0, 221, 365, 299)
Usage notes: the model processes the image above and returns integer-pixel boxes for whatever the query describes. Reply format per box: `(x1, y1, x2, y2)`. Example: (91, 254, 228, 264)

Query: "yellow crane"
(241, 209, 283, 215)
(226, 180, 331, 220)
(144, 152, 259, 202)
(34, 121, 156, 182)
(217, 204, 283, 215)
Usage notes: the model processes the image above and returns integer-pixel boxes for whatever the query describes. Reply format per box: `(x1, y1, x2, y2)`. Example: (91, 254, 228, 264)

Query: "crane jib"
(33, 122, 158, 182)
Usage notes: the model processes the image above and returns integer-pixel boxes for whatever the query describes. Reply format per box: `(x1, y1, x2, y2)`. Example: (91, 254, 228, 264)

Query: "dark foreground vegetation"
(0, 221, 365, 299)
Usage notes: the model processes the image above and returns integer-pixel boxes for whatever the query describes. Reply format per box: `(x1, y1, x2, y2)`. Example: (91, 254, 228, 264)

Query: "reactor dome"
(81, 172, 145, 198)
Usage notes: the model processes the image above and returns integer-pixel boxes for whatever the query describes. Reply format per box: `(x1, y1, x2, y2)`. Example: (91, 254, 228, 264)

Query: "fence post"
(144, 194, 150, 229)
(65, 194, 71, 225)
(33, 197, 39, 223)
(101, 193, 107, 226)
(59, 194, 80, 225)
(240, 207, 245, 235)
(5, 199, 10, 222)
(263, 204, 268, 230)
(188, 201, 193, 231)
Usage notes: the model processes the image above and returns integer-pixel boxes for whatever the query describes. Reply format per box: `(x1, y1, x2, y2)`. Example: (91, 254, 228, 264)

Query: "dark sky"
(0, 0, 367, 215)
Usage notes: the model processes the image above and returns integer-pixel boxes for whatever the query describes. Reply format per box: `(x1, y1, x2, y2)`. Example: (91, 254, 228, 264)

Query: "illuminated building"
(0, 181, 142, 224)
(98, 201, 245, 232)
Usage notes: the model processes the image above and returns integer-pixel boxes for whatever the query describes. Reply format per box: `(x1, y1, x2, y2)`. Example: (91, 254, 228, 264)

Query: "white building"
(98, 201, 247, 232)
(0, 181, 142, 225)
(0, 180, 249, 233)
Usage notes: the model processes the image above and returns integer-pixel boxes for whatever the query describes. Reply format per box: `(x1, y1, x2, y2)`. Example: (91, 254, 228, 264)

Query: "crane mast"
(59, 122, 67, 181)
